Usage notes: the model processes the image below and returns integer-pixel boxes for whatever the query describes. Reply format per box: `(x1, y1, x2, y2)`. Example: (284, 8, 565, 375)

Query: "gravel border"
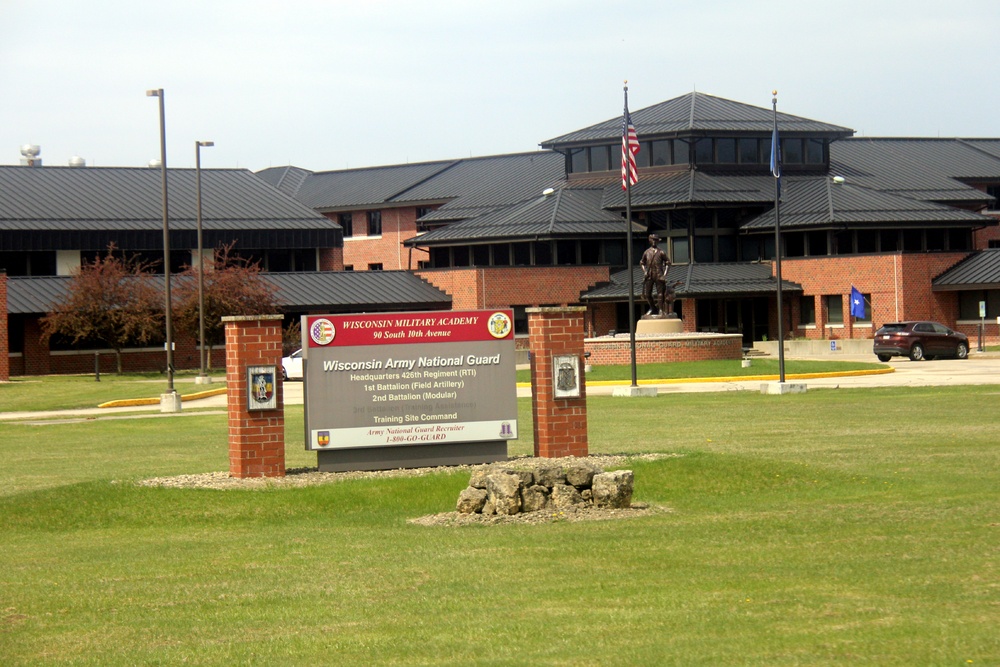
(135, 453, 679, 526)
(135, 453, 678, 490)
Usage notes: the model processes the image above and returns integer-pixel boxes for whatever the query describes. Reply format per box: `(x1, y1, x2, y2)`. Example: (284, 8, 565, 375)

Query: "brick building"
(260, 91, 1000, 346)
(7, 91, 1000, 375)
(0, 164, 449, 376)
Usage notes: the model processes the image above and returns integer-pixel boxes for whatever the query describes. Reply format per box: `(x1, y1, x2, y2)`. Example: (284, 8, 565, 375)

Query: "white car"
(281, 349, 303, 380)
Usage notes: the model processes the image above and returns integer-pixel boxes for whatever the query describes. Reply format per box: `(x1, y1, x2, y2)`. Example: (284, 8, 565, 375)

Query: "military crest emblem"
(487, 312, 512, 339)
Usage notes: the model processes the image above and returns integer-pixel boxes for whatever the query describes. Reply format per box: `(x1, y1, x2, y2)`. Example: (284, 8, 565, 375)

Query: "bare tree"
(41, 245, 164, 374)
(172, 242, 278, 370)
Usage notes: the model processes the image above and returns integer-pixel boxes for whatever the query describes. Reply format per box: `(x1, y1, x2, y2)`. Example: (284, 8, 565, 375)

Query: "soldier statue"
(640, 234, 672, 316)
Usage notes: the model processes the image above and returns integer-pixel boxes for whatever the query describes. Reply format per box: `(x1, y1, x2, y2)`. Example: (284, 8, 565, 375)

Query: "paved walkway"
(3, 354, 999, 422)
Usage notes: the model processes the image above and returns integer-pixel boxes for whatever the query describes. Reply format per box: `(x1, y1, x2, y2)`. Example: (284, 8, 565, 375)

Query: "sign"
(553, 354, 581, 398)
(247, 366, 277, 411)
(302, 310, 517, 453)
(980, 300, 987, 318)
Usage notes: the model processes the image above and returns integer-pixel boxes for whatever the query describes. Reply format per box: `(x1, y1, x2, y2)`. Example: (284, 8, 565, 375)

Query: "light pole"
(146, 88, 180, 411)
(195, 140, 214, 385)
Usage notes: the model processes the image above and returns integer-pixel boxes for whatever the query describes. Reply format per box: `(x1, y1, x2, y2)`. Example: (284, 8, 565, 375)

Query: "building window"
(556, 240, 576, 265)
(782, 138, 803, 164)
(580, 240, 600, 264)
(825, 294, 843, 324)
(430, 247, 449, 267)
(344, 265, 354, 271)
(589, 145, 611, 172)
(738, 138, 759, 164)
(339, 212, 353, 237)
(493, 243, 510, 266)
(800, 296, 816, 325)
(604, 239, 625, 266)
(533, 241, 552, 265)
(693, 236, 714, 263)
(949, 229, 972, 251)
(673, 139, 689, 165)
(569, 148, 587, 174)
(512, 242, 531, 265)
(650, 140, 670, 166)
(367, 211, 382, 236)
(472, 245, 490, 266)
(368, 263, 383, 271)
(926, 229, 945, 251)
(715, 138, 737, 164)
(694, 138, 713, 164)
(986, 185, 1000, 210)
(857, 230, 878, 253)
(805, 139, 824, 164)
(671, 237, 689, 264)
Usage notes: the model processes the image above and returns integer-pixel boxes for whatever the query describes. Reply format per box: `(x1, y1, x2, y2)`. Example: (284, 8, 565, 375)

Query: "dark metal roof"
(599, 169, 775, 209)
(256, 152, 566, 223)
(581, 262, 802, 302)
(6, 271, 451, 315)
(257, 160, 459, 209)
(960, 139, 1000, 162)
(829, 139, 999, 206)
(264, 271, 450, 311)
(0, 165, 340, 251)
(5, 276, 69, 314)
(932, 249, 1000, 290)
(740, 177, 991, 231)
(406, 186, 640, 246)
(541, 91, 854, 147)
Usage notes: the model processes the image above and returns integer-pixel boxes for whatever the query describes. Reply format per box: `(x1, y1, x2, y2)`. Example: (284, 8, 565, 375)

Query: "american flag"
(621, 106, 639, 190)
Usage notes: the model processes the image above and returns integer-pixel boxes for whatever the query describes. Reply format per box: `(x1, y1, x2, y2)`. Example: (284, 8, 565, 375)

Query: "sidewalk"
(4, 355, 999, 422)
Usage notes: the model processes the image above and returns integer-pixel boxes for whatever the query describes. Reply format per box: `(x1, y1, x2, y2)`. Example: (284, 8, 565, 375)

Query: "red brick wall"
(336, 207, 424, 271)
(417, 266, 611, 311)
(21, 317, 49, 376)
(584, 334, 742, 365)
(318, 247, 344, 272)
(14, 320, 226, 377)
(588, 303, 617, 338)
(527, 307, 588, 458)
(0, 272, 8, 382)
(779, 253, 969, 339)
(224, 315, 285, 478)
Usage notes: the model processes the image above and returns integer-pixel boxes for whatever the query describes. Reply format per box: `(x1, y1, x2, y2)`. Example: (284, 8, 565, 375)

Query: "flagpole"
(625, 81, 638, 388)
(772, 90, 786, 383)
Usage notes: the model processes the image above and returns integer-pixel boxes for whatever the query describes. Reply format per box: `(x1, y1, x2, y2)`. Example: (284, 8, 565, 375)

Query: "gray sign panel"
(302, 310, 517, 455)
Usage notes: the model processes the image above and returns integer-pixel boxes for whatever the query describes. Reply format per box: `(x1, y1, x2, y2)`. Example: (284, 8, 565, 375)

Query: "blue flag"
(770, 124, 781, 179)
(850, 286, 866, 319)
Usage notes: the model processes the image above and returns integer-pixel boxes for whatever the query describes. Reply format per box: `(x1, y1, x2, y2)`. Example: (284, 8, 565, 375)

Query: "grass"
(0, 371, 226, 412)
(1, 382, 998, 664)
(516, 358, 884, 383)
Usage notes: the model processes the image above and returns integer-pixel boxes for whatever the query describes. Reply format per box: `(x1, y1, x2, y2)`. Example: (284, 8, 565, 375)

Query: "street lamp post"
(194, 140, 214, 385)
(146, 88, 181, 412)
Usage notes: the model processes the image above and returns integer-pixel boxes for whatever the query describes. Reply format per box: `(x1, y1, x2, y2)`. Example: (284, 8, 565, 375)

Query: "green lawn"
(517, 358, 885, 383)
(0, 371, 225, 412)
(1, 385, 998, 665)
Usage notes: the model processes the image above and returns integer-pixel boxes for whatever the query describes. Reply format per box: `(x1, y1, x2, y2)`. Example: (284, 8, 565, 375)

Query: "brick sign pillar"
(223, 315, 285, 478)
(527, 307, 588, 458)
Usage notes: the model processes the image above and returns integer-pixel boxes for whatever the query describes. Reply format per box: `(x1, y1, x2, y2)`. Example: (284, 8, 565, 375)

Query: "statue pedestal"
(636, 317, 683, 335)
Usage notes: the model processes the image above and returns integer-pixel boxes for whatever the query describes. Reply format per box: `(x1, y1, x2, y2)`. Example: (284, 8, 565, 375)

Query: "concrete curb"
(98, 386, 228, 409)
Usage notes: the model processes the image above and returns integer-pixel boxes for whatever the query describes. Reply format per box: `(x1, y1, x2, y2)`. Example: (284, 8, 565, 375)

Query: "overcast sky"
(2, 0, 999, 173)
